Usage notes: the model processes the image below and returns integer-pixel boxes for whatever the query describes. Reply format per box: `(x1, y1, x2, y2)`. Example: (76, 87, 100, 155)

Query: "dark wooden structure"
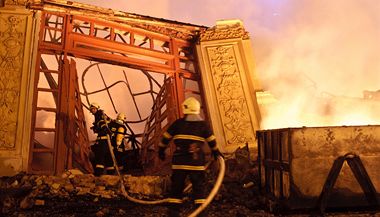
(257, 125, 380, 212)
(27, 0, 207, 175)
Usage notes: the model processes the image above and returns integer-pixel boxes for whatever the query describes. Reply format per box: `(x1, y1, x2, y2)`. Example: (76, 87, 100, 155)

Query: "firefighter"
(89, 102, 113, 176)
(158, 97, 223, 217)
(108, 112, 128, 174)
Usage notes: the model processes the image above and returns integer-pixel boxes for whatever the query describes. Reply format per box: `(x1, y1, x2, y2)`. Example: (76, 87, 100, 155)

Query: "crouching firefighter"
(89, 103, 113, 176)
(158, 97, 223, 217)
(108, 113, 128, 174)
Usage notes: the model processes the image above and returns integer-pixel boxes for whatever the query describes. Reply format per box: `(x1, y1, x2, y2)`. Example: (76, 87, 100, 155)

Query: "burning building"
(0, 0, 260, 176)
(1, 0, 380, 213)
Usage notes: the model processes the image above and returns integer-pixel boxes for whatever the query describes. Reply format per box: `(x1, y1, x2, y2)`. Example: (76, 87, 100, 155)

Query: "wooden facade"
(0, 0, 261, 176)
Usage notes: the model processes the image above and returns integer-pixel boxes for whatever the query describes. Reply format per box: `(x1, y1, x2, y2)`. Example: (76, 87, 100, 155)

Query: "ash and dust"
(1, 147, 379, 217)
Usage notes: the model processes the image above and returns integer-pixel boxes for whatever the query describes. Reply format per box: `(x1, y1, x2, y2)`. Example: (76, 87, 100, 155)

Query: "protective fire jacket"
(92, 109, 111, 139)
(108, 120, 127, 150)
(159, 118, 218, 170)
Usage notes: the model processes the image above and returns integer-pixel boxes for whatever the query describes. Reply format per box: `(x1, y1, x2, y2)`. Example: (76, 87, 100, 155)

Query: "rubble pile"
(1, 152, 377, 216)
(0, 158, 263, 217)
(0, 146, 266, 216)
(13, 146, 372, 216)
(0, 170, 172, 216)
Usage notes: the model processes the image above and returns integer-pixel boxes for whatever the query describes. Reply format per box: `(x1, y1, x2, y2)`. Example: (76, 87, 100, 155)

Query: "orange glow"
(259, 92, 380, 129)
(75, 0, 380, 129)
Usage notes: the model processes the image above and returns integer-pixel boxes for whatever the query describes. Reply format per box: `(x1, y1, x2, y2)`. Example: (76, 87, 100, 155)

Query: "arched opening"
(28, 9, 208, 175)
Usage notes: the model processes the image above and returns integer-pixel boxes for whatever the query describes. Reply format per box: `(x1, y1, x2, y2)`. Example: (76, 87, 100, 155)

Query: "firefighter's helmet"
(116, 113, 126, 121)
(89, 102, 100, 109)
(182, 97, 200, 115)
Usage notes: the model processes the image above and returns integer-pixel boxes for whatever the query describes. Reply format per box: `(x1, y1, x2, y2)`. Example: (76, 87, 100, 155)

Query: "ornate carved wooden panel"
(26, 1, 205, 175)
(0, 14, 27, 149)
(207, 45, 255, 145)
(196, 20, 261, 153)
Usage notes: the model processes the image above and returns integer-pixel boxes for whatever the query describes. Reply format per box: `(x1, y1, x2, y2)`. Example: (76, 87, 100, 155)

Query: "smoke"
(74, 0, 170, 18)
(257, 1, 380, 95)
(253, 0, 380, 128)
(75, 0, 380, 128)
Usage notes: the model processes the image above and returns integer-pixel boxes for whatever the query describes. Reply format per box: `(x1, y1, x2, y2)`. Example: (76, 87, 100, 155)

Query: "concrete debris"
(0, 147, 264, 216)
(1, 173, 168, 204)
(7, 147, 375, 216)
(19, 195, 33, 209)
(34, 199, 45, 206)
(243, 181, 254, 188)
(11, 180, 18, 187)
(95, 207, 109, 217)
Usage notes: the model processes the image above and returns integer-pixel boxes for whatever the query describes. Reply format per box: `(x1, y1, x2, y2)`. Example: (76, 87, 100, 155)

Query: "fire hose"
(188, 155, 225, 217)
(106, 135, 169, 204)
(105, 134, 226, 214)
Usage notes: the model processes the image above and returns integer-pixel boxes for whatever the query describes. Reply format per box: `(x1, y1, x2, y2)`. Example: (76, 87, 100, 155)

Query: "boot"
(167, 204, 180, 217)
(197, 209, 208, 217)
(168, 209, 180, 217)
(196, 205, 208, 217)
(94, 167, 104, 177)
(106, 169, 115, 175)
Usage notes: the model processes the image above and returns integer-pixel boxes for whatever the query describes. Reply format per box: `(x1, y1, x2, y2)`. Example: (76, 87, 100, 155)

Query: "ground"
(2, 173, 379, 217)
(1, 153, 379, 217)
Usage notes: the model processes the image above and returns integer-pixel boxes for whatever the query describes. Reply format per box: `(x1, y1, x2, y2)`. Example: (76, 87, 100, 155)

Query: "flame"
(258, 91, 380, 129)
(72, 0, 380, 129)
(254, 1, 380, 129)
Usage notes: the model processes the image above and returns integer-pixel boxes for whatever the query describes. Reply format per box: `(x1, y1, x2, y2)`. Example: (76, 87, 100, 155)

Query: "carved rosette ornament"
(200, 23, 250, 42)
(209, 45, 254, 145)
(0, 15, 26, 149)
(4, 0, 30, 6)
(130, 23, 195, 41)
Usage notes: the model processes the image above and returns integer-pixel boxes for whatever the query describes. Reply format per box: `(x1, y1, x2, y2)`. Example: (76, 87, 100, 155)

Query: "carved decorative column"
(196, 20, 261, 153)
(0, 2, 39, 175)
